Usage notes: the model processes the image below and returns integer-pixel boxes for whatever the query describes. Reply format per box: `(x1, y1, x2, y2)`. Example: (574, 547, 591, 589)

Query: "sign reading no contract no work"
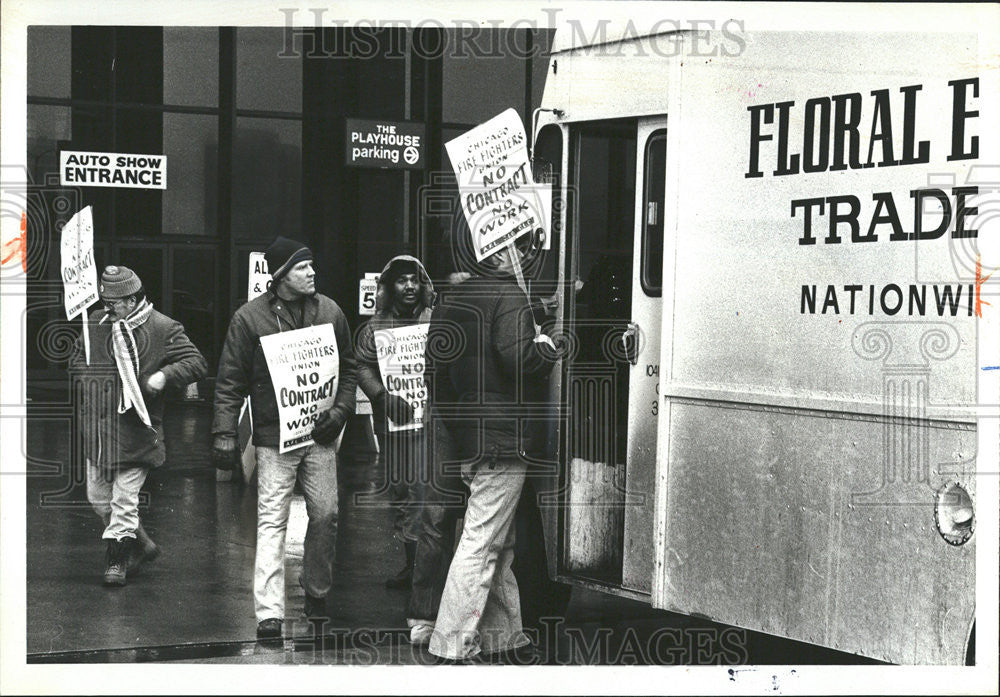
(346, 119, 425, 170)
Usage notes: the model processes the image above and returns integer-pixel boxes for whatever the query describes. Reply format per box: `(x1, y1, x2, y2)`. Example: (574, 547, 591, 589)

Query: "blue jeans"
(86, 459, 149, 541)
(254, 443, 338, 622)
(428, 455, 530, 660)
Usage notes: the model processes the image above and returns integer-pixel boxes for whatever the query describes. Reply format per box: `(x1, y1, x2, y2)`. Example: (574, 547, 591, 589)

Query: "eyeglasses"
(102, 299, 126, 309)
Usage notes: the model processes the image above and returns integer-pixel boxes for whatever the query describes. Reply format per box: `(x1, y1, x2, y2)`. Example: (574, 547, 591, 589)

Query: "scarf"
(103, 299, 154, 428)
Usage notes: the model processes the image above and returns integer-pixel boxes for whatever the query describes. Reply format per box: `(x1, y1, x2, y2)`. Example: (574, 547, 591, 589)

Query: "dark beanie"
(265, 236, 313, 282)
(99, 265, 142, 299)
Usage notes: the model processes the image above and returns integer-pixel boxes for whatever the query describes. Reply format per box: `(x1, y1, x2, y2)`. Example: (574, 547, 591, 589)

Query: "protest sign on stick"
(59, 206, 99, 364)
(260, 324, 340, 453)
(445, 108, 548, 263)
(375, 323, 429, 433)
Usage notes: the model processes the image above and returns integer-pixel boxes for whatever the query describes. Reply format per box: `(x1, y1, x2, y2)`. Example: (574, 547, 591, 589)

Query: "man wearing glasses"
(71, 265, 207, 587)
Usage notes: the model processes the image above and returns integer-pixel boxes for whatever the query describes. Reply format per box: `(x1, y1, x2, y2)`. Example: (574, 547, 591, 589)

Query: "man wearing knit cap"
(70, 265, 207, 587)
(212, 236, 357, 640)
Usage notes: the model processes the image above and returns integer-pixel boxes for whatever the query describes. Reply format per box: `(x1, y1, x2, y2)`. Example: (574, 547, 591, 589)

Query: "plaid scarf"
(102, 299, 154, 428)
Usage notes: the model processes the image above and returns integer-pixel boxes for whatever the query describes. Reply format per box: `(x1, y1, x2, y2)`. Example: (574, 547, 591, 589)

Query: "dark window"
(641, 130, 666, 296)
(113, 108, 163, 238)
(232, 117, 301, 241)
(532, 124, 563, 283)
(163, 28, 219, 107)
(114, 28, 164, 104)
(572, 122, 636, 290)
(236, 28, 302, 112)
(172, 246, 220, 367)
(26, 104, 70, 187)
(27, 26, 71, 99)
(442, 30, 524, 124)
(163, 113, 218, 236)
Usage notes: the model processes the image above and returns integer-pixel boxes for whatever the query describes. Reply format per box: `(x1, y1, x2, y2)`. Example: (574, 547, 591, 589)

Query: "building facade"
(26, 26, 552, 380)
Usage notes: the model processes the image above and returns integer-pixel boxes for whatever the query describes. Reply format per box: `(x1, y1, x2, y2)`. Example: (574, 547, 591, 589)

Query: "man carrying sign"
(71, 266, 207, 587)
(211, 236, 357, 639)
(425, 233, 560, 662)
(355, 255, 435, 592)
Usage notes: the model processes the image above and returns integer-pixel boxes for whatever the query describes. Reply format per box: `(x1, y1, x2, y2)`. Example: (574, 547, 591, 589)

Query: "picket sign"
(444, 108, 548, 262)
(260, 323, 340, 453)
(374, 323, 429, 433)
(59, 206, 99, 364)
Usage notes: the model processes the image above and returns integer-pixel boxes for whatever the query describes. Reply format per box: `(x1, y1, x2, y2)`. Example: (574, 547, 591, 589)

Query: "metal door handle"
(622, 322, 639, 365)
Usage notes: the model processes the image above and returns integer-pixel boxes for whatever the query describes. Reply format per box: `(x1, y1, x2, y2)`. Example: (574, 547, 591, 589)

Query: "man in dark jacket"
(355, 255, 434, 590)
(426, 241, 559, 661)
(211, 236, 357, 639)
(71, 265, 207, 587)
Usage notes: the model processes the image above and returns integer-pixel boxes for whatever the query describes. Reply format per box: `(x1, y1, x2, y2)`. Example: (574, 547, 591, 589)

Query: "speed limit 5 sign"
(359, 273, 379, 315)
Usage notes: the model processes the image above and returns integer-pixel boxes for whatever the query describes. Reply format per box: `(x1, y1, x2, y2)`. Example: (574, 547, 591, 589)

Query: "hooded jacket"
(355, 255, 435, 416)
(212, 290, 357, 447)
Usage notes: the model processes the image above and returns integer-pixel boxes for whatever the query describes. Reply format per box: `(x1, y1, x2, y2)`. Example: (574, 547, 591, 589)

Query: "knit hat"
(265, 236, 313, 283)
(99, 265, 142, 299)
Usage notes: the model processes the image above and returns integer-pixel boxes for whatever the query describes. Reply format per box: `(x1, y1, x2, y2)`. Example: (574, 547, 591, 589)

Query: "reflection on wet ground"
(25, 400, 876, 665)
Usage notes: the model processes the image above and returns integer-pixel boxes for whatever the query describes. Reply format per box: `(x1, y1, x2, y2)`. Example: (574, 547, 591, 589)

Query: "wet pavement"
(25, 398, 875, 665)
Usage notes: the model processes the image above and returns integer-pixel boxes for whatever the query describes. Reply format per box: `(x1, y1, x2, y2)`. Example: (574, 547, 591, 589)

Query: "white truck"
(529, 20, 996, 665)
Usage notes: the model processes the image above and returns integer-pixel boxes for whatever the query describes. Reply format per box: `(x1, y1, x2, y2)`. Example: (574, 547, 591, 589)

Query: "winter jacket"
(355, 255, 435, 422)
(426, 273, 557, 461)
(212, 290, 357, 447)
(70, 306, 208, 469)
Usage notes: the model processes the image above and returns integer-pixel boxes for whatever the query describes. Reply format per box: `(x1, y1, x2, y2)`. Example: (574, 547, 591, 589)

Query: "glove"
(384, 393, 414, 425)
(145, 370, 167, 397)
(533, 333, 557, 349)
(211, 435, 241, 471)
(312, 410, 346, 445)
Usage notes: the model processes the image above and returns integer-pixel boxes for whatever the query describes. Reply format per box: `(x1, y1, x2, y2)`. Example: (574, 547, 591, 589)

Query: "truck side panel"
(654, 30, 985, 664)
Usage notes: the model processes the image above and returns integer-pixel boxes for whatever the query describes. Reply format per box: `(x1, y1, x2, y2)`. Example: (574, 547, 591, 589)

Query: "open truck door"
(546, 115, 666, 595)
(651, 30, 981, 664)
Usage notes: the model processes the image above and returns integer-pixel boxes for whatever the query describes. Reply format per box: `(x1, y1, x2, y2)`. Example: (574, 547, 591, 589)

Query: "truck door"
(622, 119, 666, 593)
(559, 118, 665, 594)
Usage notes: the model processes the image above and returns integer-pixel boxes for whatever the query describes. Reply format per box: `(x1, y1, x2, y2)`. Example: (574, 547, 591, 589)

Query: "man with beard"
(355, 255, 435, 591)
(211, 236, 357, 639)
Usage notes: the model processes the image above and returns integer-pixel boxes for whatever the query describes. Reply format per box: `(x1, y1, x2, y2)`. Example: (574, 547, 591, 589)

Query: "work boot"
(408, 621, 435, 646)
(256, 618, 283, 639)
(385, 540, 416, 589)
(103, 538, 132, 587)
(303, 593, 328, 621)
(128, 523, 160, 574)
(303, 592, 329, 635)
